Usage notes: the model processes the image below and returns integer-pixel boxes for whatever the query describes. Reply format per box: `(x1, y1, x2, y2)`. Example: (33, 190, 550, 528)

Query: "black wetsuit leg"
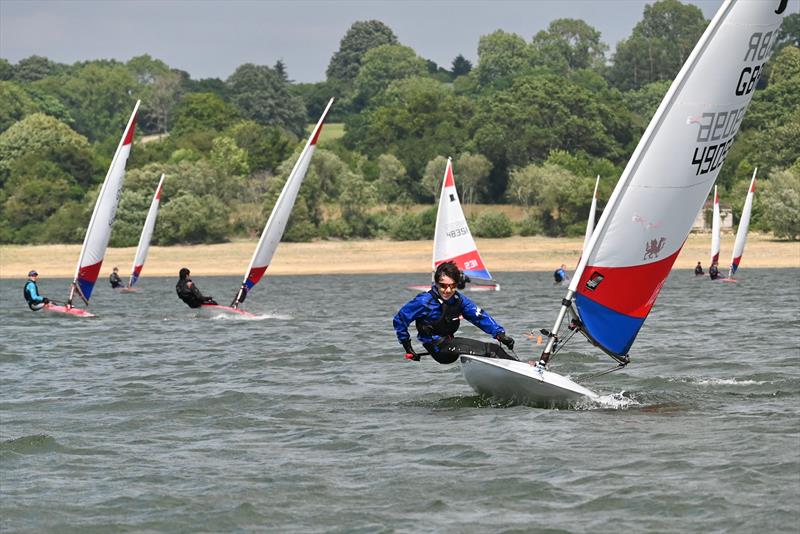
(425, 337, 517, 364)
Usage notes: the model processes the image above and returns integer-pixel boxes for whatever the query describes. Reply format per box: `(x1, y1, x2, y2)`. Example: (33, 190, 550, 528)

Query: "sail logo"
(585, 272, 604, 291)
(643, 237, 667, 260)
(464, 259, 478, 270)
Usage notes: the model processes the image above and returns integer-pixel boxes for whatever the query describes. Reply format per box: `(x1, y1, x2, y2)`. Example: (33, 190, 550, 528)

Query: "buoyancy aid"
(176, 278, 199, 306)
(23, 280, 37, 303)
(415, 289, 461, 339)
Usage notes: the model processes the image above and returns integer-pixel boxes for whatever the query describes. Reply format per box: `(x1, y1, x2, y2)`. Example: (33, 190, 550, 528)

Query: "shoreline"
(1, 233, 798, 279)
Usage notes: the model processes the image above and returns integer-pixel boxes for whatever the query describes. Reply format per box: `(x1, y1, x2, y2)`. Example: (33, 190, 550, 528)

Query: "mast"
(231, 98, 334, 308)
(430, 157, 453, 283)
(69, 100, 140, 307)
(582, 175, 600, 255)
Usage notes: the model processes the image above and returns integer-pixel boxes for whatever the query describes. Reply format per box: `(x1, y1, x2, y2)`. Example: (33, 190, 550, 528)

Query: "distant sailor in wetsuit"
(393, 261, 516, 364)
(176, 267, 218, 308)
(109, 266, 124, 288)
(709, 262, 721, 280)
(23, 270, 49, 311)
(694, 261, 704, 276)
(553, 264, 569, 284)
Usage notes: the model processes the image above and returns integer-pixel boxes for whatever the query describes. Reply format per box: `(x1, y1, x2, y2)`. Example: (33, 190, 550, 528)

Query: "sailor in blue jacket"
(23, 270, 49, 311)
(393, 261, 516, 364)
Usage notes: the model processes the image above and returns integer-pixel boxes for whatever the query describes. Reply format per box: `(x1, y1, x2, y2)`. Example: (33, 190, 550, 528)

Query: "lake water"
(1, 270, 799, 532)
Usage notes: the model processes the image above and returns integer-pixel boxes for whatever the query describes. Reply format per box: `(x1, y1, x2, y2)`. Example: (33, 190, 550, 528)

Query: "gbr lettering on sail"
(690, 28, 778, 177)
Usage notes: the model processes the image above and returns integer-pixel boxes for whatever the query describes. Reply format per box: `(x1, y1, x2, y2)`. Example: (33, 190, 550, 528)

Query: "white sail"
(540, 0, 785, 363)
(431, 158, 493, 282)
(232, 98, 334, 307)
(710, 186, 721, 266)
(70, 100, 140, 305)
(128, 173, 166, 288)
(582, 175, 600, 254)
(728, 168, 757, 277)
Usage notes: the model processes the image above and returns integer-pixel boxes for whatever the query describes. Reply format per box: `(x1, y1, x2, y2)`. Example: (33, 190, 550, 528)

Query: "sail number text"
(447, 226, 470, 239)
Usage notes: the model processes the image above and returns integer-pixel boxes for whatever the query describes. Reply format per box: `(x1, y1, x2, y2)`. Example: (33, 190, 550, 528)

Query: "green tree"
(156, 192, 230, 244)
(474, 30, 534, 88)
(171, 92, 239, 136)
(775, 13, 800, 55)
(0, 59, 12, 81)
(760, 163, 800, 239)
(608, 0, 707, 91)
(472, 211, 512, 238)
(454, 152, 492, 205)
(624, 80, 671, 124)
(326, 20, 398, 82)
(421, 155, 449, 200)
(451, 54, 473, 77)
(225, 120, 295, 174)
(0, 113, 92, 186)
(109, 189, 152, 247)
(13, 55, 64, 82)
(352, 44, 427, 107)
(375, 153, 412, 204)
(210, 136, 250, 179)
(0, 81, 36, 133)
(227, 63, 307, 136)
(531, 18, 608, 74)
(344, 76, 474, 181)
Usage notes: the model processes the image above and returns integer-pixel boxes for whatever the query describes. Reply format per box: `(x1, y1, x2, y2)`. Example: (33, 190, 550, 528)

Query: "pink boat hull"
(42, 303, 97, 318)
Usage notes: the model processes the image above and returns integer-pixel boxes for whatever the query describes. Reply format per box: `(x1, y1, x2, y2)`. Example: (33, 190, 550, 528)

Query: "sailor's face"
(436, 275, 457, 300)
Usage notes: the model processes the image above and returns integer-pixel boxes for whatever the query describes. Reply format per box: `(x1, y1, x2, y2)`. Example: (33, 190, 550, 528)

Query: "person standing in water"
(709, 262, 721, 280)
(393, 261, 516, 364)
(109, 266, 124, 288)
(23, 270, 49, 311)
(175, 268, 218, 308)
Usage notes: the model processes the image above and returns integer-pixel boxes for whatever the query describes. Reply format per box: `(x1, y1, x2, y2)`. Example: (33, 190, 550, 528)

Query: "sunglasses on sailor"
(437, 282, 457, 290)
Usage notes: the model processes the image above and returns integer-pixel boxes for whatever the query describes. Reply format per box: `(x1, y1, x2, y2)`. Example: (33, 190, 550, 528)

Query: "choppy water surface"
(1, 270, 798, 532)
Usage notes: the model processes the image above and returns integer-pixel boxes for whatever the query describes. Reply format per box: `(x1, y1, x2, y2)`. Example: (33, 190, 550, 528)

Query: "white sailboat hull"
(460, 355, 598, 407)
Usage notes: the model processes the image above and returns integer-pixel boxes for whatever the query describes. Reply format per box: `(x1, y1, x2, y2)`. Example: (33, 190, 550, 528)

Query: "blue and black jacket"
(393, 287, 505, 348)
(23, 280, 45, 309)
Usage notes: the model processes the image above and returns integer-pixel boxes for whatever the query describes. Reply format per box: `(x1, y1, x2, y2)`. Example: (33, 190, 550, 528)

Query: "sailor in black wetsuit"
(109, 266, 124, 288)
(176, 267, 218, 308)
(393, 261, 516, 364)
(709, 262, 721, 280)
(694, 261, 704, 276)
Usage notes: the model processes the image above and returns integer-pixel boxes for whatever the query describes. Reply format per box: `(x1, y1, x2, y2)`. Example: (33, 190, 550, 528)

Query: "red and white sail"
(582, 175, 600, 255)
(231, 98, 334, 307)
(729, 168, 757, 277)
(432, 158, 493, 282)
(128, 173, 165, 288)
(541, 1, 785, 362)
(710, 186, 721, 266)
(70, 100, 139, 305)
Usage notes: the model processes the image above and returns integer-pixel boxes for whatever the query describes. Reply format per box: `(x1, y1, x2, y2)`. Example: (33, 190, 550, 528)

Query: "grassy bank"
(1, 233, 797, 279)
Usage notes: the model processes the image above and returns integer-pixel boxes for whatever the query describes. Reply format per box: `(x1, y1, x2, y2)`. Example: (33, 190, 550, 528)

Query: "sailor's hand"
(43, 298, 50, 304)
(402, 340, 420, 361)
(496, 332, 515, 350)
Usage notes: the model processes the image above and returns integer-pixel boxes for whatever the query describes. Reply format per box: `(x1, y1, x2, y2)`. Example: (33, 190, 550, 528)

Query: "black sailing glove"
(496, 332, 515, 351)
(402, 339, 420, 361)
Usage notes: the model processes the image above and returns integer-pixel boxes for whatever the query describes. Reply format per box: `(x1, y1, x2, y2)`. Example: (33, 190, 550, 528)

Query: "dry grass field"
(1, 233, 797, 279)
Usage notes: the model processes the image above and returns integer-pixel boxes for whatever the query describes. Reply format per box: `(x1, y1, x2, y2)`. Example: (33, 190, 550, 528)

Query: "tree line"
(1, 0, 798, 245)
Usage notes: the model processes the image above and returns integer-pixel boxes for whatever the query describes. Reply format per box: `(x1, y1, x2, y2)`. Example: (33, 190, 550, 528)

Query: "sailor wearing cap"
(23, 270, 49, 311)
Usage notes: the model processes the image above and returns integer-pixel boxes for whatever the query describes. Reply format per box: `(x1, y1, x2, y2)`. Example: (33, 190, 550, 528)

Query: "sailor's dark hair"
(179, 267, 190, 279)
(434, 261, 461, 284)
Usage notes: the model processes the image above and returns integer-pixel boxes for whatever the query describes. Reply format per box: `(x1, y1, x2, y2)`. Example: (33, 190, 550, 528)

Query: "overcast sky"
(0, 0, 773, 83)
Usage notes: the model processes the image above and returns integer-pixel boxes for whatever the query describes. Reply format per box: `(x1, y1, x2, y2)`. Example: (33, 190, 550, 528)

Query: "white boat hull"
(460, 355, 598, 407)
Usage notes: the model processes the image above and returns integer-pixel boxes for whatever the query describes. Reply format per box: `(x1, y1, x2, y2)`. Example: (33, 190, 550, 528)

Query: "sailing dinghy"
(199, 98, 334, 318)
(722, 168, 757, 282)
(409, 158, 499, 292)
(461, 0, 786, 406)
(44, 100, 140, 318)
(121, 173, 166, 293)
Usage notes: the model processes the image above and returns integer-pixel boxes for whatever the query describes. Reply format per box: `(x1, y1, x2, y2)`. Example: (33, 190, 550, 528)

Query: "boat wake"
(209, 312, 292, 321)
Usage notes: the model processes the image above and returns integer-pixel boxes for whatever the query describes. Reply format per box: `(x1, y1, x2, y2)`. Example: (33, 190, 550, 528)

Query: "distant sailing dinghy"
(409, 158, 499, 292)
(44, 100, 140, 318)
(461, 0, 786, 407)
(199, 98, 334, 318)
(121, 173, 166, 293)
(722, 168, 757, 282)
